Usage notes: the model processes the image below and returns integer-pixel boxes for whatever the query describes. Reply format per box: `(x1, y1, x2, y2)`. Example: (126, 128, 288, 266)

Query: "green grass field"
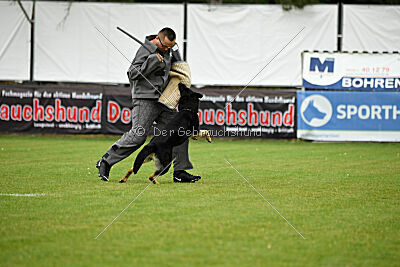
(0, 134, 399, 266)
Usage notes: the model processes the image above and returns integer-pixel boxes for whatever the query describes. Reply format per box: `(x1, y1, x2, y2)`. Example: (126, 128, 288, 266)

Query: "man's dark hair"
(159, 27, 176, 42)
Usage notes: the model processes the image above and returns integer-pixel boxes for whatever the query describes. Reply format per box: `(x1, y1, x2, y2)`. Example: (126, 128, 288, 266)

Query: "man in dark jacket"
(96, 27, 200, 183)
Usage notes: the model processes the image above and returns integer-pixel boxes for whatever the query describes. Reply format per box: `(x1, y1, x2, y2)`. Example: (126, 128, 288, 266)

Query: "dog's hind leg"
(148, 154, 164, 184)
(148, 171, 160, 185)
(158, 149, 173, 176)
(119, 168, 133, 183)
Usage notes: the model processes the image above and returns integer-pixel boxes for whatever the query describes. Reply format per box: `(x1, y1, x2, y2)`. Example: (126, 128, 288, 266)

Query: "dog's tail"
(133, 144, 156, 174)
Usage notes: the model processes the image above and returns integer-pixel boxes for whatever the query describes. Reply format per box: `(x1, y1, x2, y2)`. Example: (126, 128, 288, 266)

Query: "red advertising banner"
(197, 89, 296, 138)
(0, 84, 296, 138)
(1, 84, 103, 133)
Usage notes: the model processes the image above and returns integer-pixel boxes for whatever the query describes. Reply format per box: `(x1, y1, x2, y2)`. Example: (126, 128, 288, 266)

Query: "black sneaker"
(96, 160, 111, 182)
(173, 170, 201, 183)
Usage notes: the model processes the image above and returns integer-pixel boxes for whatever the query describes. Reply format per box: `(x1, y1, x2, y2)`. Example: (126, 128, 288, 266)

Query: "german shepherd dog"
(119, 83, 211, 184)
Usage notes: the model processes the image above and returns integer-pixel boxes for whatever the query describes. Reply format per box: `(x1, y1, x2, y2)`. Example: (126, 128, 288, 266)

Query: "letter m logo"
(309, 57, 334, 73)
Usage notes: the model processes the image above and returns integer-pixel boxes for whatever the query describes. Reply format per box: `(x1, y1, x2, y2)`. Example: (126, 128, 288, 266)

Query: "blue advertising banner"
(297, 91, 400, 142)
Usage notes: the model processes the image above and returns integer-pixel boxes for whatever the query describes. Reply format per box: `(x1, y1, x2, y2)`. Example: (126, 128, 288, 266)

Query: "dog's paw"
(149, 177, 159, 185)
(203, 130, 212, 143)
(195, 130, 212, 143)
(119, 178, 127, 183)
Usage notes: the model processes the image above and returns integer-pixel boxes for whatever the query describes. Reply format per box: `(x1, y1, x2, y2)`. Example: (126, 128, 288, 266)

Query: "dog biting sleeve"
(158, 62, 191, 110)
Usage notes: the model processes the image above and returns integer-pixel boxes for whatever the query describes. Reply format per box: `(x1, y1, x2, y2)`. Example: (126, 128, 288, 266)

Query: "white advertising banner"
(0, 1, 32, 81)
(187, 4, 337, 87)
(302, 52, 400, 90)
(343, 5, 400, 52)
(35, 2, 183, 83)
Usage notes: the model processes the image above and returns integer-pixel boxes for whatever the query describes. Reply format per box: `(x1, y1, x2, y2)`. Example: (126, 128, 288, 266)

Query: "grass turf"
(0, 134, 399, 266)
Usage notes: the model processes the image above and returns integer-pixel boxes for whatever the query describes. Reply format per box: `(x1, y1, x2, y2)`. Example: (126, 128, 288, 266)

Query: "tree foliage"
(57, 0, 400, 11)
